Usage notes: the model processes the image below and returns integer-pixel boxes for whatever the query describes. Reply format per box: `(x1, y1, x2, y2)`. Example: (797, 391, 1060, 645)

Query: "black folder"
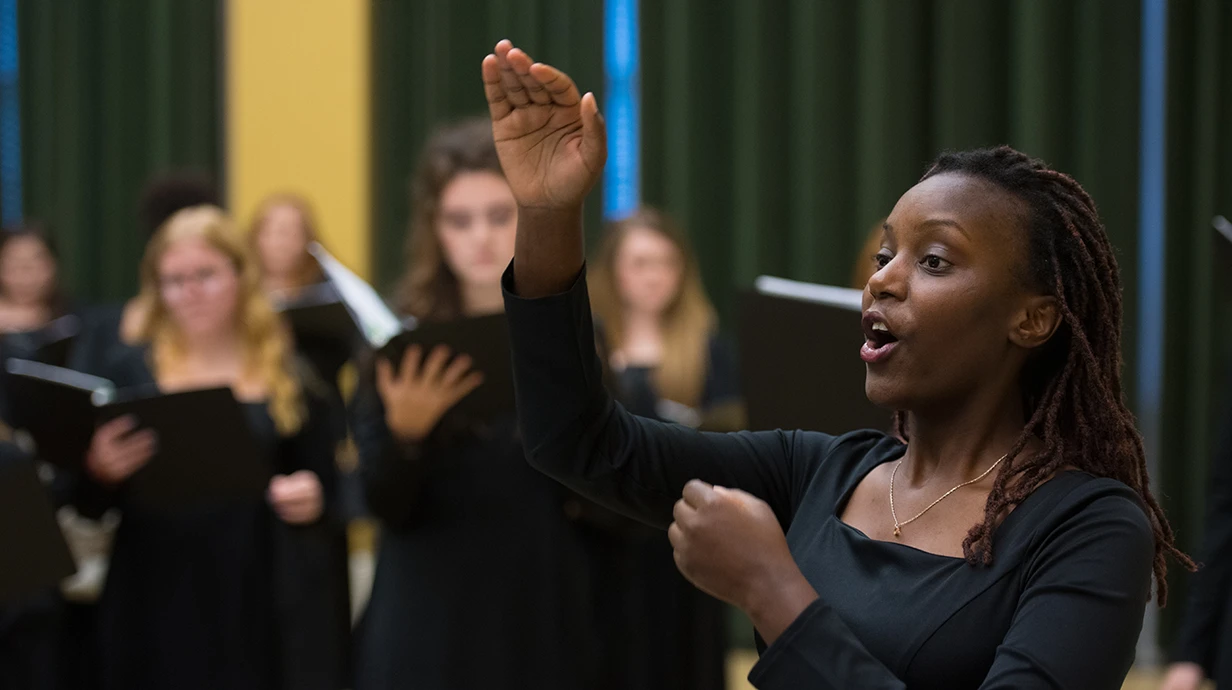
(307, 243, 516, 422)
(0, 446, 76, 603)
(4, 360, 272, 511)
(381, 314, 516, 422)
(273, 282, 355, 345)
(738, 276, 892, 435)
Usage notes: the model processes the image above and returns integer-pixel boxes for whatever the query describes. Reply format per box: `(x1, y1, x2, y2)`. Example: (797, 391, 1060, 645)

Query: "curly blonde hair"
(131, 205, 305, 435)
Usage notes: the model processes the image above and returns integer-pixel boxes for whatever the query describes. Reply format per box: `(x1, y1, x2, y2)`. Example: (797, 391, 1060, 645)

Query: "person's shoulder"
(1018, 471, 1154, 572)
(1038, 472, 1151, 527)
(789, 428, 904, 481)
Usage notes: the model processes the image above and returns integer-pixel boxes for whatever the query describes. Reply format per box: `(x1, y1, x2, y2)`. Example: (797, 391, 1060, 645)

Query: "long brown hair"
(393, 118, 502, 321)
(247, 192, 326, 290)
(588, 207, 717, 408)
(903, 147, 1191, 602)
(132, 205, 305, 435)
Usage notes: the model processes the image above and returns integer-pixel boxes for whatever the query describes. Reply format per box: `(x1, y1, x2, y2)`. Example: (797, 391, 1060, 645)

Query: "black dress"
(1171, 370, 1232, 686)
(0, 441, 62, 690)
(597, 337, 739, 690)
(351, 364, 599, 690)
(77, 348, 350, 690)
(501, 265, 1154, 690)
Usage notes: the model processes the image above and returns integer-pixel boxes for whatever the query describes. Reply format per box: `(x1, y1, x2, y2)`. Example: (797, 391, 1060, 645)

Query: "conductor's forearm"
(511, 205, 586, 298)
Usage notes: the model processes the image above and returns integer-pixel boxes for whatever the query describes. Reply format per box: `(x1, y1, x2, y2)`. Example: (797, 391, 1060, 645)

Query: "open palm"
(482, 40, 607, 210)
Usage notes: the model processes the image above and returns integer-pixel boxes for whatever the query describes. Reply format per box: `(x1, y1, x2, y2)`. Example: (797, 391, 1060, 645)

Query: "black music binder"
(308, 243, 515, 421)
(4, 360, 271, 511)
(738, 276, 892, 435)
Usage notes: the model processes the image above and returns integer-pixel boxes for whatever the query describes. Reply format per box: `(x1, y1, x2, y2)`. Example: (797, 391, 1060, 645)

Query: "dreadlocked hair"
(891, 145, 1192, 604)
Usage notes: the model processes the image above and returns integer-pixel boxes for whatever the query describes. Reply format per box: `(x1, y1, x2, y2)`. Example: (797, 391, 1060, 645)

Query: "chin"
(864, 373, 909, 411)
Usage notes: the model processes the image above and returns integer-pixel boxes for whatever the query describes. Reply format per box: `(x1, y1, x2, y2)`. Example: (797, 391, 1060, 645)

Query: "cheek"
(437, 229, 468, 268)
(494, 223, 517, 258)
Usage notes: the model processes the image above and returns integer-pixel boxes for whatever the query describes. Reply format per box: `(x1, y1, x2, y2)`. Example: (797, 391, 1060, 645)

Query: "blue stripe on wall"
(0, 0, 21, 224)
(1134, 0, 1167, 666)
(603, 0, 639, 220)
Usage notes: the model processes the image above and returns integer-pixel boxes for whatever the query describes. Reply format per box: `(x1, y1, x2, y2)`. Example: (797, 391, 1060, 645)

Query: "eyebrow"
(883, 218, 969, 238)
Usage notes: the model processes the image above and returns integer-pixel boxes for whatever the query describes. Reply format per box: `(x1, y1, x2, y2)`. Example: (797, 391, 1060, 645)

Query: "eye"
(442, 212, 471, 230)
(489, 206, 515, 225)
(921, 254, 951, 271)
(873, 251, 892, 269)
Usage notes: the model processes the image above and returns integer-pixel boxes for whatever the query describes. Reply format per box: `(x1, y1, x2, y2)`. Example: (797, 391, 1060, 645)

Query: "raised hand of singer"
(268, 470, 324, 525)
(668, 480, 820, 645)
(85, 415, 156, 486)
(481, 39, 607, 212)
(376, 344, 484, 443)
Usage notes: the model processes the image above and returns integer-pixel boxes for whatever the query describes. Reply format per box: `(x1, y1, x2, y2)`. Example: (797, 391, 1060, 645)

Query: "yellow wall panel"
(226, 0, 370, 278)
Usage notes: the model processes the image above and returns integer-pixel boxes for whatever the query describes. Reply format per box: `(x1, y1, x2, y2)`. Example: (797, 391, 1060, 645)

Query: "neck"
(263, 273, 301, 298)
(180, 327, 243, 368)
(623, 309, 662, 338)
(460, 281, 504, 316)
(0, 299, 50, 329)
(900, 379, 1030, 487)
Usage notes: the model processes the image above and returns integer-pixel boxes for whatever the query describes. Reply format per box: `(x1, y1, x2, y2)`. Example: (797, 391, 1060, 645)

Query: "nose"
(866, 255, 907, 302)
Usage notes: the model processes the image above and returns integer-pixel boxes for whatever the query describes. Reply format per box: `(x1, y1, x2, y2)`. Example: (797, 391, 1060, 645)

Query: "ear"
(1009, 295, 1061, 350)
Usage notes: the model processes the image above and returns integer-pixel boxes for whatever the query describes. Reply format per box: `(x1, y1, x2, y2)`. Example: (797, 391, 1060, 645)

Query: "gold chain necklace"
(889, 453, 1007, 538)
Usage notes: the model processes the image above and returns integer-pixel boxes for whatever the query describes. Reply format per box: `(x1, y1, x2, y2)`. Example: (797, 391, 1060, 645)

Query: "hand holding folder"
(308, 243, 517, 423)
(4, 360, 272, 511)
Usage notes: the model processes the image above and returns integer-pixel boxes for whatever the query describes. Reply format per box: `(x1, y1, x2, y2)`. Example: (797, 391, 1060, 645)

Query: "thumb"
(579, 92, 607, 171)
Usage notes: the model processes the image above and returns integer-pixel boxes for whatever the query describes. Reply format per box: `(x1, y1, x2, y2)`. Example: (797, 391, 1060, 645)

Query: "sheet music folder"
(273, 282, 355, 345)
(0, 449, 76, 603)
(4, 360, 271, 511)
(738, 276, 892, 435)
(307, 243, 515, 421)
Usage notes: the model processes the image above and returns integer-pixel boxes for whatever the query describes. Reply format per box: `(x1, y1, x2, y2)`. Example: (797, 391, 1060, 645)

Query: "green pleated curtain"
(18, 0, 221, 302)
(370, 0, 606, 290)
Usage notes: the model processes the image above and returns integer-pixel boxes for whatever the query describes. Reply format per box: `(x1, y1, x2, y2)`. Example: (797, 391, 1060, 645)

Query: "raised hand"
(481, 40, 607, 212)
(376, 344, 484, 443)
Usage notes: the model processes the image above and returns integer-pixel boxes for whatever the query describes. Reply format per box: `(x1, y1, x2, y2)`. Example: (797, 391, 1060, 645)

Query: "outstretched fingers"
(529, 62, 581, 107)
(481, 54, 513, 120)
(506, 48, 552, 105)
(494, 40, 530, 107)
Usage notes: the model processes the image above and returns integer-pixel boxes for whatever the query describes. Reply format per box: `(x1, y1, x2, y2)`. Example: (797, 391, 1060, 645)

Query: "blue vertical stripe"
(603, 0, 639, 220)
(1135, 0, 1167, 666)
(0, 0, 20, 223)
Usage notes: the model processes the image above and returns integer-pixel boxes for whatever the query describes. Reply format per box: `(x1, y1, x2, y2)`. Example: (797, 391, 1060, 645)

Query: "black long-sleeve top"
(351, 365, 599, 690)
(1171, 370, 1232, 685)
(77, 346, 351, 690)
(502, 265, 1154, 690)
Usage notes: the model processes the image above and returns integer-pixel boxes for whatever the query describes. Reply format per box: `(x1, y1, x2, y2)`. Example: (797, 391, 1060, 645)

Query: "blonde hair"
(132, 205, 305, 435)
(394, 118, 502, 321)
(247, 192, 326, 290)
(589, 207, 717, 408)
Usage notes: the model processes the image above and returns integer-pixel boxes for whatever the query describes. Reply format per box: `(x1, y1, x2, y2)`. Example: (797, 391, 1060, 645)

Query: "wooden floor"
(724, 649, 1197, 689)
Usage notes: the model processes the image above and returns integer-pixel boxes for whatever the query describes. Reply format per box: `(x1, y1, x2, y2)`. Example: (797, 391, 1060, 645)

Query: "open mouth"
(861, 313, 899, 363)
